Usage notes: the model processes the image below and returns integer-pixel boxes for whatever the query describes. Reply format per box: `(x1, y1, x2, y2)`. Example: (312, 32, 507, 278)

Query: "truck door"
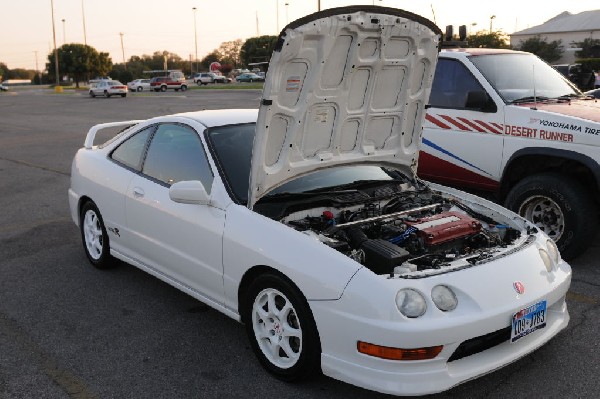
(418, 58, 504, 191)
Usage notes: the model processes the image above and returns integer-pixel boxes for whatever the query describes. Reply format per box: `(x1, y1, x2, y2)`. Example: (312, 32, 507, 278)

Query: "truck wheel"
(505, 173, 597, 260)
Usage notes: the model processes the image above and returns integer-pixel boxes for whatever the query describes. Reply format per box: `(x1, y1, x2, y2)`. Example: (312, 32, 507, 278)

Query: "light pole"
(470, 22, 477, 35)
(489, 15, 496, 33)
(62, 19, 66, 44)
(119, 32, 126, 69)
(285, 2, 289, 25)
(50, 0, 61, 92)
(82, 0, 87, 46)
(192, 7, 198, 73)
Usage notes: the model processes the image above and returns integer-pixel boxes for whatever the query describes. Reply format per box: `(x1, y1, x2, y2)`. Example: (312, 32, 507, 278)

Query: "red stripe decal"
(425, 113, 452, 129)
(417, 152, 500, 191)
(474, 120, 502, 134)
(439, 115, 472, 131)
(457, 117, 486, 132)
(491, 122, 504, 130)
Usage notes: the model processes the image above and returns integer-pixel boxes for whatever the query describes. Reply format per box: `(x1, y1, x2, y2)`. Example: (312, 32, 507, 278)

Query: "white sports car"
(69, 7, 571, 396)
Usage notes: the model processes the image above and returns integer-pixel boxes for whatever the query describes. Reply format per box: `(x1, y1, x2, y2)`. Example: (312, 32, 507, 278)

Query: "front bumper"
(309, 251, 571, 396)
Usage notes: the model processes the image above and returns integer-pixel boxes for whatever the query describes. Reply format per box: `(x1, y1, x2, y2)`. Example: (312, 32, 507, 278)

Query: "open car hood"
(248, 6, 441, 208)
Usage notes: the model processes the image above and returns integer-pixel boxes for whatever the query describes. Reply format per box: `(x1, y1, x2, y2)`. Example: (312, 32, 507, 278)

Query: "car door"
(418, 58, 504, 190)
(124, 122, 226, 304)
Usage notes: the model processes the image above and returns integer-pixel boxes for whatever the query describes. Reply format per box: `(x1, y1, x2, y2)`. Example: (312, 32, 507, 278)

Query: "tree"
(46, 44, 112, 87)
(572, 38, 600, 58)
(468, 31, 510, 49)
(516, 36, 563, 63)
(218, 39, 243, 67)
(200, 50, 222, 71)
(240, 35, 278, 68)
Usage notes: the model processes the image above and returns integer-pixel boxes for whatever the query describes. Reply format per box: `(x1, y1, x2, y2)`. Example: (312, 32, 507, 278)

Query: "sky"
(1, 0, 599, 71)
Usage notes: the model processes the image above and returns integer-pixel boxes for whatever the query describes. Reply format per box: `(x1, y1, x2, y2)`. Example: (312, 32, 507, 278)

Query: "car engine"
(266, 180, 522, 276)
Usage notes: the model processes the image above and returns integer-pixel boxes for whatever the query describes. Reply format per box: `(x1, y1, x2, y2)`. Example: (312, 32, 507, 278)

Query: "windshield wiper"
(511, 96, 549, 104)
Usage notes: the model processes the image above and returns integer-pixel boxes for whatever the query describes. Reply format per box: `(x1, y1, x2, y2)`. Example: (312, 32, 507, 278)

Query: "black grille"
(448, 326, 511, 362)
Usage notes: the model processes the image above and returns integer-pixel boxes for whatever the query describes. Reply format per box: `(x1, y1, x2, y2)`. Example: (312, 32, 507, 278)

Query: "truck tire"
(504, 173, 597, 260)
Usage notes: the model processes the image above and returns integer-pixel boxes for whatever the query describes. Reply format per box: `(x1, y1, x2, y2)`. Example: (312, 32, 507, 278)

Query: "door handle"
(133, 187, 145, 198)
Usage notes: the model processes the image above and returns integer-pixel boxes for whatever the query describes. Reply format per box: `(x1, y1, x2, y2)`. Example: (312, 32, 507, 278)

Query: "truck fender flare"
(502, 147, 600, 189)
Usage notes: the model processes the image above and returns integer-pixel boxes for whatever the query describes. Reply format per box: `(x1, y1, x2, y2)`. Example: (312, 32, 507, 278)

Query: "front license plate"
(511, 300, 547, 342)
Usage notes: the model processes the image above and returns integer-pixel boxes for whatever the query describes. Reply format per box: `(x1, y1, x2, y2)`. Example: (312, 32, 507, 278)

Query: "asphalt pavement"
(0, 87, 598, 399)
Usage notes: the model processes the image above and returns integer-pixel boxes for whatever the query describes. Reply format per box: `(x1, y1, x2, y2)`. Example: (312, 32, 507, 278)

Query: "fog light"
(357, 341, 443, 360)
(396, 289, 427, 318)
(546, 239, 560, 264)
(539, 248, 553, 272)
(431, 285, 458, 311)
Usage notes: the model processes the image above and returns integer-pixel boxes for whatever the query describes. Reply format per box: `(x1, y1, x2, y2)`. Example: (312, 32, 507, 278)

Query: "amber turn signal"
(357, 341, 443, 361)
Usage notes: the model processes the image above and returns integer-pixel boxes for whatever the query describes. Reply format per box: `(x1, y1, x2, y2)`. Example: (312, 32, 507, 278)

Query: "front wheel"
(504, 173, 597, 259)
(180, 85, 187, 92)
(89, 91, 95, 98)
(104, 90, 110, 98)
(243, 273, 321, 382)
(160, 85, 167, 92)
(80, 201, 114, 269)
(137, 86, 143, 92)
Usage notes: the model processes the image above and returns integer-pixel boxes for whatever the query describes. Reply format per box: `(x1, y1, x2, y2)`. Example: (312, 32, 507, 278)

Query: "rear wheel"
(180, 85, 187, 92)
(121, 94, 126, 98)
(104, 90, 110, 98)
(504, 173, 597, 259)
(137, 86, 143, 92)
(89, 91, 95, 98)
(243, 273, 320, 381)
(160, 85, 167, 92)
(80, 201, 114, 269)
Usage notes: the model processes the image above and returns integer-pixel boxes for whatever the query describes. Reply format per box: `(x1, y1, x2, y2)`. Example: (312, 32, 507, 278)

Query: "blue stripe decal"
(422, 138, 492, 176)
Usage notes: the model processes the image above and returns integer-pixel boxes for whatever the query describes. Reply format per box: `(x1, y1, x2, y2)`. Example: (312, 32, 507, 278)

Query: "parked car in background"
(89, 80, 127, 98)
(150, 76, 188, 92)
(0, 82, 8, 91)
(194, 72, 231, 85)
(69, 7, 571, 397)
(595, 72, 600, 88)
(127, 79, 151, 92)
(236, 73, 264, 82)
(552, 63, 596, 91)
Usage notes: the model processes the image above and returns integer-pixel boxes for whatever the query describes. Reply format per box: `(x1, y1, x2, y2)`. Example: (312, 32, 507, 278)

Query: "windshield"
(207, 123, 400, 204)
(470, 53, 580, 103)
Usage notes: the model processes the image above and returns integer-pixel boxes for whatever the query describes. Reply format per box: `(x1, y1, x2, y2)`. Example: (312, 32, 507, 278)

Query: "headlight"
(396, 289, 427, 318)
(431, 285, 458, 311)
(539, 248, 553, 272)
(546, 239, 560, 264)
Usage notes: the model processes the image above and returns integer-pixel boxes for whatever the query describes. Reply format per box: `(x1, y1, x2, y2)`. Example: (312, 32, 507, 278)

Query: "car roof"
(156, 109, 258, 128)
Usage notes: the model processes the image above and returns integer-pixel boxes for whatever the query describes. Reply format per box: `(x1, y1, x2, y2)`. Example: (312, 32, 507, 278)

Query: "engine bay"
(259, 178, 524, 277)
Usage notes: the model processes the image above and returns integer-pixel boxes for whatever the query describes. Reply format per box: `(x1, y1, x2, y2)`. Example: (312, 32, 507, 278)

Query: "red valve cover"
(405, 211, 481, 245)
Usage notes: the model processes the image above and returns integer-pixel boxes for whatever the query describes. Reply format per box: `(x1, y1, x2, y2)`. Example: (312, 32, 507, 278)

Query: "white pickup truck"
(418, 48, 600, 259)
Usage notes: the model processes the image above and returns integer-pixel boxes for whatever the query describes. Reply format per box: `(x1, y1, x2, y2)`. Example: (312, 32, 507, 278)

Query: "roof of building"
(512, 10, 600, 36)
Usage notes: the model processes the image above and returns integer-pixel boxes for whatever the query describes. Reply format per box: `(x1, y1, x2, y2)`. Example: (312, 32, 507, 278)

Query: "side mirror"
(169, 180, 210, 205)
(465, 90, 496, 112)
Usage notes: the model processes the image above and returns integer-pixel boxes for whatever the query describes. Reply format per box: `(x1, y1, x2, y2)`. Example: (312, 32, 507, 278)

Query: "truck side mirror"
(465, 90, 496, 112)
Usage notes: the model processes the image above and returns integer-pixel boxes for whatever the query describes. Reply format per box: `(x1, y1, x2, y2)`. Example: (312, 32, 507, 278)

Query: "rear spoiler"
(84, 120, 144, 149)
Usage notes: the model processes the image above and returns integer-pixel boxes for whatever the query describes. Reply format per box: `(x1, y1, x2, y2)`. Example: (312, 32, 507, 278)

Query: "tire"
(197, 81, 202, 86)
(137, 86, 143, 92)
(180, 85, 187, 92)
(80, 201, 114, 269)
(250, 79, 254, 83)
(243, 273, 321, 382)
(121, 94, 126, 98)
(160, 85, 167, 92)
(89, 91, 95, 98)
(104, 90, 110, 98)
(175, 88, 179, 92)
(504, 173, 597, 259)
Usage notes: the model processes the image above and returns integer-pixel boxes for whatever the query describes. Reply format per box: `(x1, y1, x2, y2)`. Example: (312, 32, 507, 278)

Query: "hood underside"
(248, 6, 441, 208)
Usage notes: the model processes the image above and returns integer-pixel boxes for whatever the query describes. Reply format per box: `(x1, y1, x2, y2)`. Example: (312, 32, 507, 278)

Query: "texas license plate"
(511, 300, 547, 342)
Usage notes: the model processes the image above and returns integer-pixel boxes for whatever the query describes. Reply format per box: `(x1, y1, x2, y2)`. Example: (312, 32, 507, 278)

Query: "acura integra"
(69, 6, 571, 396)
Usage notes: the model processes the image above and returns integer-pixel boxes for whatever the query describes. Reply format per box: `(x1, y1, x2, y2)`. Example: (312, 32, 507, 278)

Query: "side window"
(111, 127, 152, 170)
(429, 59, 486, 109)
(142, 124, 214, 191)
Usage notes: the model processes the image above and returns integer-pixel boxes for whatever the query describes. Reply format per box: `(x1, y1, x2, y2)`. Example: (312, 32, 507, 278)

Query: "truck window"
(429, 59, 485, 109)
